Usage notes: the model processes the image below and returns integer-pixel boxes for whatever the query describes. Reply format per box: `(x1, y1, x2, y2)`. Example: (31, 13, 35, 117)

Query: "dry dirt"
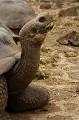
(11, 2, 79, 120)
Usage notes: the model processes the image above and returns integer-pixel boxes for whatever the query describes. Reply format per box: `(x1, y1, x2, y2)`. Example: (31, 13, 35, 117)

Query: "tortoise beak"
(45, 22, 54, 31)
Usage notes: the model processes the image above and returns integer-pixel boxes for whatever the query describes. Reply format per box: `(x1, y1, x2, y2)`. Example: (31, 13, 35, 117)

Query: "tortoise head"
(19, 12, 53, 46)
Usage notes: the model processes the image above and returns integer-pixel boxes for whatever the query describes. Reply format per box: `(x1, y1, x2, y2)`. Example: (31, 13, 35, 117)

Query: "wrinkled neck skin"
(6, 35, 41, 94)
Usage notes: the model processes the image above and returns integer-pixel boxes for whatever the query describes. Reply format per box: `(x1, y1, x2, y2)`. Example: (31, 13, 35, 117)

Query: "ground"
(11, 2, 79, 120)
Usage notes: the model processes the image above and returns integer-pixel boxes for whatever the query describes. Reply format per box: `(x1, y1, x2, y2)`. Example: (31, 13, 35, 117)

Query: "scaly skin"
(8, 85, 50, 112)
(0, 111, 11, 120)
(6, 12, 53, 94)
(0, 75, 11, 120)
(6, 12, 53, 112)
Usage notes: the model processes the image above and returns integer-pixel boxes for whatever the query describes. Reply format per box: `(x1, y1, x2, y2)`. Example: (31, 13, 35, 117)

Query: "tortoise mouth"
(38, 21, 54, 34)
(45, 22, 54, 31)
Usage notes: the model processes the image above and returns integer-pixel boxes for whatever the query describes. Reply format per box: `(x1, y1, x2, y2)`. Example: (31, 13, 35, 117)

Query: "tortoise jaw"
(45, 22, 54, 32)
(38, 21, 54, 34)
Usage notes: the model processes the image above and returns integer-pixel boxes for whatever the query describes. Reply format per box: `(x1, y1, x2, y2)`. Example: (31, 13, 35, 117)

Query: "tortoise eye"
(39, 17, 46, 22)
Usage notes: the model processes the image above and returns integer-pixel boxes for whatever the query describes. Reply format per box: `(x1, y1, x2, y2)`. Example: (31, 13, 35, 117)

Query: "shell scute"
(0, 30, 21, 75)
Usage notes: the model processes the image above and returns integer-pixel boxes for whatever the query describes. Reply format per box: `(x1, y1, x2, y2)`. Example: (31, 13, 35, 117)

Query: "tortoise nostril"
(39, 17, 46, 22)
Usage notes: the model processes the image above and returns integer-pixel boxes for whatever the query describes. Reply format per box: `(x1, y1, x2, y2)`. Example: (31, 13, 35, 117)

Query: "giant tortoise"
(0, 12, 53, 120)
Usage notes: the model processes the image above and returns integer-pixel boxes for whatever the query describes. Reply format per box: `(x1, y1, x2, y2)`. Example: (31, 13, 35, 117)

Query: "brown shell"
(0, 0, 36, 29)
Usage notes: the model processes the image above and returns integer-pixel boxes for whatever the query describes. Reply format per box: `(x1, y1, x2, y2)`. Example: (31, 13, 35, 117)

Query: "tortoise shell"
(0, 0, 36, 30)
(0, 24, 21, 75)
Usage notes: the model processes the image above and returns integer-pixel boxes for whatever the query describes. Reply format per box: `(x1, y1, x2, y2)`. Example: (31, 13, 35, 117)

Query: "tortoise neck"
(6, 36, 41, 94)
(20, 37, 41, 77)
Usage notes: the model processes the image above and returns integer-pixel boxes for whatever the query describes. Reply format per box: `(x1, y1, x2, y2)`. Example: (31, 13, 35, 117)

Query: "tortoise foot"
(8, 85, 50, 112)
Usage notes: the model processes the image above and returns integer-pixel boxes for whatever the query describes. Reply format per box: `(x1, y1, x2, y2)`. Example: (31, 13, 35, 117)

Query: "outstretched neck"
(20, 36, 41, 80)
(6, 35, 41, 94)
(16, 36, 41, 80)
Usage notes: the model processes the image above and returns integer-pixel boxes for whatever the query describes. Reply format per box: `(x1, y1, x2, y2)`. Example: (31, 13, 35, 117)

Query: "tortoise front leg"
(8, 85, 50, 112)
(0, 75, 11, 120)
